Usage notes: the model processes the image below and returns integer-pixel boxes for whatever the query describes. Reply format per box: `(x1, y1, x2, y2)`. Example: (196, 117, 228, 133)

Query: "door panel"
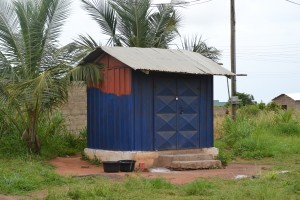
(154, 77, 200, 150)
(154, 78, 177, 150)
(177, 78, 200, 149)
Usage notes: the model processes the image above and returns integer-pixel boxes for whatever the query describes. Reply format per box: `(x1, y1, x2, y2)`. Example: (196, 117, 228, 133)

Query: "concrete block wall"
(61, 85, 87, 133)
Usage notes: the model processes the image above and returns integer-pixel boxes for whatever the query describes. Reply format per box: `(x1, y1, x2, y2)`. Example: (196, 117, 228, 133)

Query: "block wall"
(61, 85, 87, 133)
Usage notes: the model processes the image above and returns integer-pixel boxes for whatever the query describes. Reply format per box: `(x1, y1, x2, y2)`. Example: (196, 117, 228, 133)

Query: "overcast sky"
(60, 0, 300, 103)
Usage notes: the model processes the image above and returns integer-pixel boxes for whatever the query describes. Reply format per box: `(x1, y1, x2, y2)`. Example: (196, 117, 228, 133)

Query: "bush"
(238, 104, 261, 116)
(0, 111, 86, 159)
(38, 113, 86, 158)
(216, 150, 232, 166)
(217, 106, 300, 160)
(265, 102, 281, 112)
(234, 135, 275, 159)
(276, 121, 300, 136)
(221, 116, 253, 146)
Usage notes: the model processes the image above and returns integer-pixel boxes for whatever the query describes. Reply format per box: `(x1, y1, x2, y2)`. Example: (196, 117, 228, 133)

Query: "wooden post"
(230, 0, 237, 121)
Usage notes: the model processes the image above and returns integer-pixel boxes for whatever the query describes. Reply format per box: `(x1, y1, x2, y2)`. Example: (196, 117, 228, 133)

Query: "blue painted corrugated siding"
(132, 71, 154, 151)
(199, 75, 214, 147)
(87, 72, 213, 151)
(87, 88, 135, 150)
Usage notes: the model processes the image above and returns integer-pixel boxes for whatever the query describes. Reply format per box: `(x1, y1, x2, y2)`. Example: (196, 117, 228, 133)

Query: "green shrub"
(276, 109, 293, 123)
(234, 136, 275, 159)
(257, 102, 266, 110)
(0, 111, 86, 159)
(216, 150, 232, 166)
(222, 116, 253, 147)
(238, 104, 261, 116)
(0, 132, 28, 158)
(265, 102, 281, 112)
(276, 121, 300, 136)
(218, 107, 300, 160)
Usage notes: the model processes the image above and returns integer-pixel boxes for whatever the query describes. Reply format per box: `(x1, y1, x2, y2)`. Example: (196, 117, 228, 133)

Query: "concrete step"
(170, 160, 222, 170)
(156, 154, 214, 167)
(172, 154, 214, 161)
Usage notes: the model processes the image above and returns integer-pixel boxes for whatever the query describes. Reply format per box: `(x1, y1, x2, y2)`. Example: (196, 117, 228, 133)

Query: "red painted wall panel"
(90, 54, 132, 96)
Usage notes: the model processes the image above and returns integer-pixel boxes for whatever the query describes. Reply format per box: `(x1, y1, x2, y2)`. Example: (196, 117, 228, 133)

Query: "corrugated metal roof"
(83, 46, 234, 76)
(286, 93, 300, 101)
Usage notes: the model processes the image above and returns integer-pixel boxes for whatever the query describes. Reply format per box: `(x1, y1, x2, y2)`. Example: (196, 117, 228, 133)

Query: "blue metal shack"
(82, 47, 234, 152)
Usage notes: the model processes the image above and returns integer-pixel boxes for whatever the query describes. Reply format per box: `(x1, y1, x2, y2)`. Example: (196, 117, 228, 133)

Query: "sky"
(60, 0, 300, 103)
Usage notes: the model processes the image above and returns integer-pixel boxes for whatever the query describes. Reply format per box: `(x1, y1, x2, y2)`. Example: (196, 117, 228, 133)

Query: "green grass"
(0, 106, 299, 199)
(216, 108, 300, 161)
(0, 112, 86, 159)
(0, 158, 66, 195)
(0, 154, 298, 199)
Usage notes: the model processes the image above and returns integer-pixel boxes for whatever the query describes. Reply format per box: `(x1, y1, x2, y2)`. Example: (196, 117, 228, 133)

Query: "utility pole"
(230, 0, 237, 121)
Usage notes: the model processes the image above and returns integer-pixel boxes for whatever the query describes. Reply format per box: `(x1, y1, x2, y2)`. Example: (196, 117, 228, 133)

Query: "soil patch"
(48, 155, 272, 184)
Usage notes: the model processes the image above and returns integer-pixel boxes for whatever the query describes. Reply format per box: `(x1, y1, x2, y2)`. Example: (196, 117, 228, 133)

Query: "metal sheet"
(177, 78, 200, 149)
(87, 70, 214, 151)
(87, 88, 135, 150)
(83, 46, 234, 76)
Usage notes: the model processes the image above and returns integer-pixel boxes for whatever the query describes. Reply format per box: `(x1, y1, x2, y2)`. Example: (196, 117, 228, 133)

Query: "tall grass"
(0, 111, 86, 159)
(216, 106, 300, 160)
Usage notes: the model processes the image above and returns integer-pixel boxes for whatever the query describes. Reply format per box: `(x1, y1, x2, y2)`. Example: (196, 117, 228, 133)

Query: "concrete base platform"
(84, 148, 219, 169)
(171, 160, 222, 170)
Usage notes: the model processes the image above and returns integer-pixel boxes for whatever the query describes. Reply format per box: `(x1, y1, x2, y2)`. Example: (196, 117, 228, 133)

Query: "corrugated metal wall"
(199, 75, 214, 147)
(87, 54, 214, 151)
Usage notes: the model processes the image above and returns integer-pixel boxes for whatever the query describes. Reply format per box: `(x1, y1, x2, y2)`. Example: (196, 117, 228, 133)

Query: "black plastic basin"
(119, 160, 136, 172)
(102, 161, 120, 173)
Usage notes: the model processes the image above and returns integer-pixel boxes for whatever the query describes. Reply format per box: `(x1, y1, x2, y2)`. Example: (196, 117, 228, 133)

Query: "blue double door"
(154, 76, 200, 150)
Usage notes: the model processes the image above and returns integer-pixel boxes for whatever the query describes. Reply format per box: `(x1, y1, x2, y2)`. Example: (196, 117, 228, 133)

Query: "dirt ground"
(48, 155, 272, 185)
(0, 156, 272, 200)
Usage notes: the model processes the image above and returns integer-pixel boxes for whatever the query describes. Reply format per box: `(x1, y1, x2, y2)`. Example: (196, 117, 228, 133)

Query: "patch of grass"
(216, 108, 300, 159)
(0, 159, 66, 195)
(183, 180, 214, 196)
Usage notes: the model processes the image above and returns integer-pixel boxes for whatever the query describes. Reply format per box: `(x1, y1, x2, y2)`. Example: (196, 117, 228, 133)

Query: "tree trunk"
(22, 111, 41, 153)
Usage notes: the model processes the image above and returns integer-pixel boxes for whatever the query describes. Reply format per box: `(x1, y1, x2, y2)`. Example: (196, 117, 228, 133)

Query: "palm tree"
(80, 0, 221, 61)
(181, 35, 221, 62)
(80, 0, 181, 48)
(0, 0, 100, 153)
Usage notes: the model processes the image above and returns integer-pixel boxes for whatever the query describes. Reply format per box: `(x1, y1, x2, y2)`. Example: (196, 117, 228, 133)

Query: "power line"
(285, 0, 300, 6)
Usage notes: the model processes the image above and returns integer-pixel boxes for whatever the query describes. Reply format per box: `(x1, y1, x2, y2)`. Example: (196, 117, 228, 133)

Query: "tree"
(80, 0, 221, 61)
(181, 35, 221, 62)
(236, 92, 254, 106)
(80, 0, 181, 48)
(0, 0, 100, 153)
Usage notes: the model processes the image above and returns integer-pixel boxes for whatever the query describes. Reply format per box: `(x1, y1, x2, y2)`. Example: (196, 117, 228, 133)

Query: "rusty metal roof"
(83, 46, 235, 76)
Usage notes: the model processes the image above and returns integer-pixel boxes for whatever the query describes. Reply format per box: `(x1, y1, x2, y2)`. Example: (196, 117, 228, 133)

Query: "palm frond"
(0, 0, 23, 64)
(41, 0, 71, 46)
(81, 0, 120, 46)
(68, 63, 103, 86)
(110, 0, 151, 47)
(74, 34, 100, 52)
(181, 35, 221, 62)
(149, 3, 181, 48)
